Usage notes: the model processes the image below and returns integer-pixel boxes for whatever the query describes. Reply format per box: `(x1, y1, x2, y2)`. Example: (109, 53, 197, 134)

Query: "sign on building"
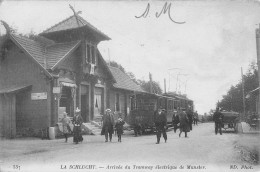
(31, 92, 47, 100)
(53, 87, 61, 94)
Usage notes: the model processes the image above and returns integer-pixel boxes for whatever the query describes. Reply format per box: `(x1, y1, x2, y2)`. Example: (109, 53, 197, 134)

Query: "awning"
(0, 85, 32, 94)
(60, 82, 77, 88)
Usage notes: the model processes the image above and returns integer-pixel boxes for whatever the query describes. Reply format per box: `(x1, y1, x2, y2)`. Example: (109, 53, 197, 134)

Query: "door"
(81, 85, 89, 122)
(94, 88, 103, 117)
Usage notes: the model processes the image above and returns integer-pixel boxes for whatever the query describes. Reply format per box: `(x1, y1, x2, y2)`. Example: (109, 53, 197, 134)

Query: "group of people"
(60, 108, 125, 144)
(101, 109, 125, 142)
(153, 107, 200, 144)
(171, 107, 198, 138)
(61, 107, 83, 144)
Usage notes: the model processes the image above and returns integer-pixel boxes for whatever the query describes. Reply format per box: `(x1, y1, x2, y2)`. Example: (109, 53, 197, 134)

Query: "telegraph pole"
(241, 67, 246, 120)
(255, 24, 260, 114)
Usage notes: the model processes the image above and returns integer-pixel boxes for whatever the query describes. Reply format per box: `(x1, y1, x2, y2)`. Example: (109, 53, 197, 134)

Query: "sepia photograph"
(0, 0, 260, 171)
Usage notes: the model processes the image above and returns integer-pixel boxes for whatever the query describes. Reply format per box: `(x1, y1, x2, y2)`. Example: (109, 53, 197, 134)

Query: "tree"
(218, 62, 258, 115)
(137, 79, 162, 94)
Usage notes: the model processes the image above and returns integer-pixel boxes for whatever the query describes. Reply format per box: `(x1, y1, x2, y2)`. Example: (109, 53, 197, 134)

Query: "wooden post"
(241, 67, 246, 120)
(164, 78, 166, 94)
(255, 25, 260, 115)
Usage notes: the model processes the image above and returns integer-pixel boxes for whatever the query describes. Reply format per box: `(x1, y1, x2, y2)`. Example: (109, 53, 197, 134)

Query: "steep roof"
(40, 14, 110, 41)
(108, 66, 145, 92)
(46, 41, 81, 69)
(10, 33, 81, 70)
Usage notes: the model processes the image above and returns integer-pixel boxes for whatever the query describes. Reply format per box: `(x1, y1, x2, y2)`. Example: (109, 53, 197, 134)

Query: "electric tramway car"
(127, 92, 193, 133)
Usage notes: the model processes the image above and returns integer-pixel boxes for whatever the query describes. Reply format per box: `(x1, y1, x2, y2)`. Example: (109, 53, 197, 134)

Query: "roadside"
(234, 134, 260, 165)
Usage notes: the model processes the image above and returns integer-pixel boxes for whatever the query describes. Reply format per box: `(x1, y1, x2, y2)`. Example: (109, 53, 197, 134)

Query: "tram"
(128, 92, 193, 132)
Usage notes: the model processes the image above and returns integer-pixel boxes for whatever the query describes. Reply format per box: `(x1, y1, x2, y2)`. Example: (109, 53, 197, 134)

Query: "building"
(107, 66, 145, 120)
(0, 12, 116, 138)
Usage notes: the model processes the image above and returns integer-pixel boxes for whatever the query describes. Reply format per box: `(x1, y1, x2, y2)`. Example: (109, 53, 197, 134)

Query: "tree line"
(218, 62, 258, 116)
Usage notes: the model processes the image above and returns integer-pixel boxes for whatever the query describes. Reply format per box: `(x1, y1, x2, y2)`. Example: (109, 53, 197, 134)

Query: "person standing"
(102, 109, 115, 142)
(115, 117, 125, 142)
(178, 108, 190, 138)
(186, 107, 193, 131)
(172, 111, 179, 133)
(155, 108, 167, 144)
(193, 111, 199, 125)
(61, 112, 71, 142)
(213, 108, 224, 135)
(72, 107, 83, 144)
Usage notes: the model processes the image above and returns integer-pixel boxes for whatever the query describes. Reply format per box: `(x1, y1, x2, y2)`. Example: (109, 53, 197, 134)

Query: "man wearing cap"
(72, 107, 83, 144)
(186, 107, 193, 131)
(154, 108, 167, 144)
(61, 112, 71, 142)
(102, 109, 115, 142)
(213, 107, 224, 135)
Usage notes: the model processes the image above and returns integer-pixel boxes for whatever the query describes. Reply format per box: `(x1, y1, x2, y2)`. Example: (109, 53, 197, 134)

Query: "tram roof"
(133, 92, 176, 100)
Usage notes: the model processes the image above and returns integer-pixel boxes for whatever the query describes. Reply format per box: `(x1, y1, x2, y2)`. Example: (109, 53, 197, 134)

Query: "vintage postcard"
(0, 0, 260, 172)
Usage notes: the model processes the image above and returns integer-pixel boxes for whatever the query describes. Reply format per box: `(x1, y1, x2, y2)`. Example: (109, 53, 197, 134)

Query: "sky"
(0, 0, 260, 114)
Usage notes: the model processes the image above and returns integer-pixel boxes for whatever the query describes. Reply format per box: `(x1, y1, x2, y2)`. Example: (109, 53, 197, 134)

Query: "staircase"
(82, 121, 102, 135)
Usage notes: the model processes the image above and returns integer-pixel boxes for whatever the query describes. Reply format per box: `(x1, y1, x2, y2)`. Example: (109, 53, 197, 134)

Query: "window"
(86, 44, 91, 63)
(86, 43, 97, 65)
(115, 93, 120, 111)
(91, 46, 96, 64)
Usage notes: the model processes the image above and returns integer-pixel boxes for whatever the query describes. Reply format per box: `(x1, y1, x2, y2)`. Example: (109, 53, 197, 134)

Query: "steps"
(82, 122, 102, 135)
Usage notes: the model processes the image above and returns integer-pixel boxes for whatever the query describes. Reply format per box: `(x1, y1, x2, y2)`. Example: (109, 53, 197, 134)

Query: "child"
(115, 118, 125, 142)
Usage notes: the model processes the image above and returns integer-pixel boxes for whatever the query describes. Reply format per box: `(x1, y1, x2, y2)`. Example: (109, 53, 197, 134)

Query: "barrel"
(48, 127, 55, 140)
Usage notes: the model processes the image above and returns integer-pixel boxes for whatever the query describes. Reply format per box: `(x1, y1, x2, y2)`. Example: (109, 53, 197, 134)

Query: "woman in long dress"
(178, 108, 190, 138)
(72, 108, 83, 144)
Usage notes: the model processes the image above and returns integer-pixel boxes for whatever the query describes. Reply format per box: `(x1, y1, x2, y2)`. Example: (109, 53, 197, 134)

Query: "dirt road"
(1, 123, 259, 172)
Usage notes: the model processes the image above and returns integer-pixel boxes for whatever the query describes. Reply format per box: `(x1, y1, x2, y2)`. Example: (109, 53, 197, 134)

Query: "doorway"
(81, 85, 90, 122)
(59, 86, 74, 117)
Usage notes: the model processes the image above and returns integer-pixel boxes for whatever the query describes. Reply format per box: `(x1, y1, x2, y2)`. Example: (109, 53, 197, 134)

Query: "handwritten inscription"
(135, 2, 185, 24)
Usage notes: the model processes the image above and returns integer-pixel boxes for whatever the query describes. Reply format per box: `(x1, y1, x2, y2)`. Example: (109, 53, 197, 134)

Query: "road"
(0, 123, 259, 172)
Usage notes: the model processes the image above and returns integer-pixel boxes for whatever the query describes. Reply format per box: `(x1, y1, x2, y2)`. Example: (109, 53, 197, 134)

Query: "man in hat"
(213, 107, 224, 135)
(186, 107, 193, 131)
(102, 109, 115, 142)
(61, 112, 71, 142)
(72, 107, 83, 144)
(154, 108, 167, 144)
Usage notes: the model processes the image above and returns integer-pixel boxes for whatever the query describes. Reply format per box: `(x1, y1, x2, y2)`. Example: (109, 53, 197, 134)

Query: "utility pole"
(168, 68, 180, 92)
(164, 78, 166, 94)
(255, 24, 260, 114)
(149, 72, 153, 93)
(241, 67, 246, 120)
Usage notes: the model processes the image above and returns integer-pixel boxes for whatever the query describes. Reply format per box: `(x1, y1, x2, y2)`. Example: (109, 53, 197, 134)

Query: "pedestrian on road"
(72, 107, 83, 144)
(178, 108, 190, 138)
(186, 107, 193, 131)
(133, 118, 142, 137)
(213, 107, 224, 135)
(155, 108, 167, 144)
(61, 112, 71, 142)
(115, 117, 125, 142)
(193, 111, 199, 126)
(172, 111, 179, 133)
(102, 109, 115, 142)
